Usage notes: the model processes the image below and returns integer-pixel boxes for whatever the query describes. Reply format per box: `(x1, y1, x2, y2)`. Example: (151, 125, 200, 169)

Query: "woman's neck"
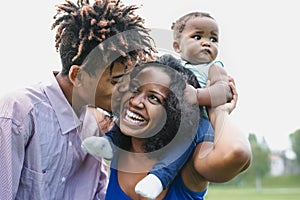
(118, 148, 155, 173)
(131, 137, 146, 153)
(117, 151, 162, 200)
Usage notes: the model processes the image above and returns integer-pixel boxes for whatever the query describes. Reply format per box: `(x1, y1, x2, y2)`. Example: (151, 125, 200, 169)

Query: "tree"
(242, 133, 271, 190)
(290, 129, 300, 166)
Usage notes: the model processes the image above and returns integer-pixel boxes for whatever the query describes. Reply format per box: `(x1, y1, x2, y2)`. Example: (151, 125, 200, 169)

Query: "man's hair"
(171, 11, 215, 41)
(51, 0, 156, 75)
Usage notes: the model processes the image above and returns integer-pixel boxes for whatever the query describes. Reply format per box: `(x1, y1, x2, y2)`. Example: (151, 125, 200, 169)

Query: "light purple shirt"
(0, 73, 108, 200)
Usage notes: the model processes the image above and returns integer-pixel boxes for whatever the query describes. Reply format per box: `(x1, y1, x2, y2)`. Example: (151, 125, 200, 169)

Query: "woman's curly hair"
(51, 0, 156, 75)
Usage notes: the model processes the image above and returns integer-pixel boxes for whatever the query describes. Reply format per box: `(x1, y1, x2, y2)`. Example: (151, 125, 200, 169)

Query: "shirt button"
(61, 177, 66, 183)
(69, 141, 72, 147)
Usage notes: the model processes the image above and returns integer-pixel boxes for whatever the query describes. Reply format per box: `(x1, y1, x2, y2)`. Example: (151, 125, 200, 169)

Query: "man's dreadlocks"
(51, 0, 156, 75)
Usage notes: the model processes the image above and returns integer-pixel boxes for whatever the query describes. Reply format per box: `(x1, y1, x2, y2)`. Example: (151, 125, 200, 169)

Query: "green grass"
(206, 187, 300, 200)
(262, 175, 300, 187)
(206, 175, 300, 200)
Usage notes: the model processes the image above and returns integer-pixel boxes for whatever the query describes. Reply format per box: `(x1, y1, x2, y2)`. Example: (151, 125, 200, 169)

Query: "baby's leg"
(135, 117, 214, 199)
(135, 138, 196, 199)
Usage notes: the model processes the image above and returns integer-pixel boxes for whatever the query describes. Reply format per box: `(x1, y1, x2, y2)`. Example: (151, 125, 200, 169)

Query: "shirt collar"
(44, 72, 82, 134)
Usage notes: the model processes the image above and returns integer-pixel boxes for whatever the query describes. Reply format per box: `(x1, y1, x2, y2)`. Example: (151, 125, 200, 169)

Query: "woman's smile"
(118, 66, 170, 138)
(124, 109, 146, 125)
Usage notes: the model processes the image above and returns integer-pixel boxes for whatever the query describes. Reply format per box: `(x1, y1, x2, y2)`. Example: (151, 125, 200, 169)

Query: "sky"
(1, 0, 299, 151)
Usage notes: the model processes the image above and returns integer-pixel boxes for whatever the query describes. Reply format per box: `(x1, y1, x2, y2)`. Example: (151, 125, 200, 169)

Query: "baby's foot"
(81, 136, 113, 160)
(135, 174, 163, 200)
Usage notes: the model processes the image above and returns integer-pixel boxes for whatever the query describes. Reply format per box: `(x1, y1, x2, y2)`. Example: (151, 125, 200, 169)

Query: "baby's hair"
(51, 0, 156, 75)
(171, 11, 215, 40)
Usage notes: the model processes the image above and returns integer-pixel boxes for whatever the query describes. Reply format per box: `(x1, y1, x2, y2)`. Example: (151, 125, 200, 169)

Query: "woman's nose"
(130, 93, 145, 108)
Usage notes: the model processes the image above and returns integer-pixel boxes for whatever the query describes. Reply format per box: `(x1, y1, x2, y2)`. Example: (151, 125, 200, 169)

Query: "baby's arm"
(196, 64, 232, 107)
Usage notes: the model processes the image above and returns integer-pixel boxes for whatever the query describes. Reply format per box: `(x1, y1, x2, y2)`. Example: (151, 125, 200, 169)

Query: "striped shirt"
(0, 72, 108, 200)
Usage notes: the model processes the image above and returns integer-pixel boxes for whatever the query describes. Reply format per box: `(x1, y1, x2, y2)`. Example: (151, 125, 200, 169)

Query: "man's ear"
(173, 41, 181, 53)
(69, 65, 83, 87)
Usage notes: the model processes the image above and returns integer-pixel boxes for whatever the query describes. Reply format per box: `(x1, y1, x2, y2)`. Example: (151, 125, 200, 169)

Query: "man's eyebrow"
(111, 72, 130, 79)
(109, 61, 131, 79)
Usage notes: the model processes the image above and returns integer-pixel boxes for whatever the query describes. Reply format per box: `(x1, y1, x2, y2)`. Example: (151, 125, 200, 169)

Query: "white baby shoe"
(135, 174, 163, 200)
(81, 136, 113, 160)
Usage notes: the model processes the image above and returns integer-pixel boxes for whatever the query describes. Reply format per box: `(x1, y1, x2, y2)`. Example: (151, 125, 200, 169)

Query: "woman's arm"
(182, 81, 252, 191)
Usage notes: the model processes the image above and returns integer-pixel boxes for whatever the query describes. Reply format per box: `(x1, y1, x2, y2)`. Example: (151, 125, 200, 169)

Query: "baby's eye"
(192, 35, 201, 40)
(210, 37, 218, 43)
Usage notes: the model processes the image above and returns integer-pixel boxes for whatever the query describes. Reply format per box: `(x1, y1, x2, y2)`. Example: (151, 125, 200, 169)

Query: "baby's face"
(176, 16, 219, 65)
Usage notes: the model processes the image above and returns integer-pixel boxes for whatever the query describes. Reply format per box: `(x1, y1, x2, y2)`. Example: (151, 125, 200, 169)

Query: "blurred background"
(1, 0, 299, 199)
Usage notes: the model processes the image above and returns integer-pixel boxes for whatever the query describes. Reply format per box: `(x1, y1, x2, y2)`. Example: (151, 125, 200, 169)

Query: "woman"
(99, 54, 251, 200)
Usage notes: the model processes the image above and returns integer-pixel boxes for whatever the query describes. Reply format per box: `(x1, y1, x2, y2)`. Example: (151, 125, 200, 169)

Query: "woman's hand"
(208, 77, 238, 115)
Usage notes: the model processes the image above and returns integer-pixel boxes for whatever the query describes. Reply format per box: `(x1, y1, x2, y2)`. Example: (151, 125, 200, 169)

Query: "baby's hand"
(209, 81, 238, 115)
(208, 64, 233, 106)
(184, 84, 198, 105)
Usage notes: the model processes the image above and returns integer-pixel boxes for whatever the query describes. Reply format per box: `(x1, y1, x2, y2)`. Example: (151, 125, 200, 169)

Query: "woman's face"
(118, 66, 171, 138)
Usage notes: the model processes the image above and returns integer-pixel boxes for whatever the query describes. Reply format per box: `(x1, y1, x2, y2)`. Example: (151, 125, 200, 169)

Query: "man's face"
(94, 61, 135, 112)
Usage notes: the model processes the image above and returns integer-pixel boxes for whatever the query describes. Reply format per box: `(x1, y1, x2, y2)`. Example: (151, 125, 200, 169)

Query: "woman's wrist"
(208, 108, 229, 125)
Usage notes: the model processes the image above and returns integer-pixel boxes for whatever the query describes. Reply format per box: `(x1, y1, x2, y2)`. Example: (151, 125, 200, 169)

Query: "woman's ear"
(173, 41, 181, 53)
(69, 65, 83, 87)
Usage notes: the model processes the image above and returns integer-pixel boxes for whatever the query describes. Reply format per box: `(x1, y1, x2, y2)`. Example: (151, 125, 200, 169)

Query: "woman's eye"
(192, 35, 201, 40)
(148, 95, 161, 104)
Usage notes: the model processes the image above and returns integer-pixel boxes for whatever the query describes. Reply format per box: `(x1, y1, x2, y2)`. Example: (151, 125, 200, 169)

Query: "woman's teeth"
(125, 110, 145, 123)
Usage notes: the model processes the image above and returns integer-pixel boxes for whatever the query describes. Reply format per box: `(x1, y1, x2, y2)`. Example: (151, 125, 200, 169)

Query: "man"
(0, 0, 155, 199)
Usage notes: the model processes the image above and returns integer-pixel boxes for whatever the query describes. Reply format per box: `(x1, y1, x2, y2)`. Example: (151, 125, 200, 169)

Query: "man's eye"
(192, 35, 201, 40)
(110, 79, 120, 85)
(129, 83, 139, 93)
(110, 72, 129, 85)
